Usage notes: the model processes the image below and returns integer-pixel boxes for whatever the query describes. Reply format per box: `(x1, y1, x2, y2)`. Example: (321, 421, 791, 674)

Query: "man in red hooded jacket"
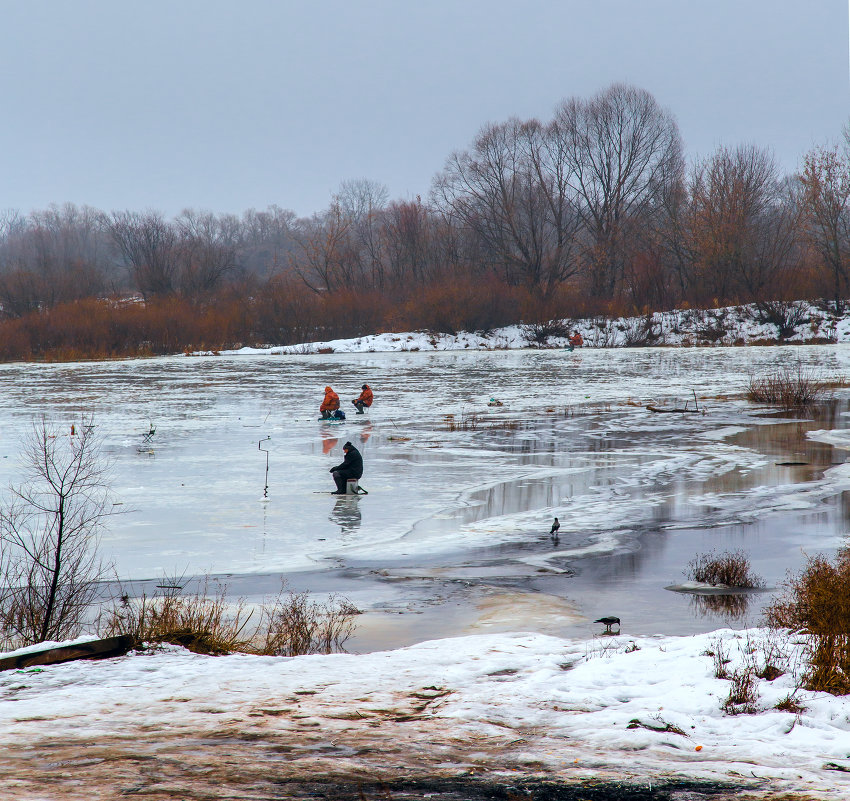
(320, 386, 340, 419)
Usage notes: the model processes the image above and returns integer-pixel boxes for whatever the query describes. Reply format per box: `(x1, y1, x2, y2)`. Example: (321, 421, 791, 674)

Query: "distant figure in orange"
(320, 386, 341, 419)
(352, 384, 374, 414)
(568, 331, 583, 351)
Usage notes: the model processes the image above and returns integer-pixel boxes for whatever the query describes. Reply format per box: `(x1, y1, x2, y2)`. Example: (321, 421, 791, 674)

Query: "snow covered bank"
(227, 300, 850, 355)
(1, 629, 848, 798)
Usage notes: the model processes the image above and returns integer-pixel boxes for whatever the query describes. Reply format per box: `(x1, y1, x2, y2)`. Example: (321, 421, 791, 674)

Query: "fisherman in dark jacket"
(329, 441, 364, 494)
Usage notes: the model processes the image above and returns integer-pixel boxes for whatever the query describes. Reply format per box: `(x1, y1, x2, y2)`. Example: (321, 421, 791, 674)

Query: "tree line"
(1, 82, 849, 358)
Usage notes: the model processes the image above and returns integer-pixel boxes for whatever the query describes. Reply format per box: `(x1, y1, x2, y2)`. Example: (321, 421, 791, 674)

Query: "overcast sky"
(0, 1, 847, 219)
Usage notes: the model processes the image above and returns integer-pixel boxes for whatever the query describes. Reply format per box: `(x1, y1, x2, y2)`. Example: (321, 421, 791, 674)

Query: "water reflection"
(689, 592, 751, 620)
(330, 497, 361, 534)
(438, 396, 850, 539)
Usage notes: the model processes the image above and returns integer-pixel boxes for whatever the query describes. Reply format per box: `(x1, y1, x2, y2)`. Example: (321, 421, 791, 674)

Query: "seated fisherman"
(329, 441, 364, 494)
(352, 383, 373, 414)
(319, 386, 341, 419)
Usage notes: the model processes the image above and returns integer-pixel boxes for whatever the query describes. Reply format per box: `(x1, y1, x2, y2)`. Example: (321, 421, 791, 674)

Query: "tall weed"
(103, 578, 360, 657)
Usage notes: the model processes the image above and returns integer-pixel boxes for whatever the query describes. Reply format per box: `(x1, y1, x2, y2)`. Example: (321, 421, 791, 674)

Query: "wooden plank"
(0, 635, 135, 672)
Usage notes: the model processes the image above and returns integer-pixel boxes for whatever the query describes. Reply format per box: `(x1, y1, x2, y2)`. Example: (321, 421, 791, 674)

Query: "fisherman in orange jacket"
(320, 386, 341, 419)
(352, 384, 373, 414)
(568, 331, 584, 351)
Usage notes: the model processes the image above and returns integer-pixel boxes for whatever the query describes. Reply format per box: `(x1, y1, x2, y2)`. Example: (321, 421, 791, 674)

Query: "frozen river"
(1, 345, 849, 650)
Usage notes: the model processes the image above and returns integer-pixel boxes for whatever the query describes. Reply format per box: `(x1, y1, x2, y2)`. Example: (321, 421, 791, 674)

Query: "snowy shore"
(2, 629, 849, 798)
(226, 300, 850, 356)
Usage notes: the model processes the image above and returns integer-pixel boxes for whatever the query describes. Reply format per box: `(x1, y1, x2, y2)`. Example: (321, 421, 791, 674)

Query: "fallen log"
(0, 635, 134, 672)
(646, 405, 701, 414)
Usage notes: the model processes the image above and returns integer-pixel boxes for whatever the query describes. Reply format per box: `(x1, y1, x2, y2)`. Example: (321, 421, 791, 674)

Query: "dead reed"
(443, 412, 481, 431)
(103, 578, 360, 657)
(255, 590, 359, 657)
(722, 668, 759, 715)
(746, 364, 836, 408)
(774, 694, 807, 714)
(686, 550, 763, 588)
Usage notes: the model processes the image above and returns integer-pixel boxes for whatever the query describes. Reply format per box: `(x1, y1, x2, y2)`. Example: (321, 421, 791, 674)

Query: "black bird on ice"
(594, 616, 621, 633)
(550, 517, 560, 535)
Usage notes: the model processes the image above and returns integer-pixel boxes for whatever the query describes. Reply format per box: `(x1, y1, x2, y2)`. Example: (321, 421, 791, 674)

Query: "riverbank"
(226, 300, 850, 356)
(1, 629, 848, 799)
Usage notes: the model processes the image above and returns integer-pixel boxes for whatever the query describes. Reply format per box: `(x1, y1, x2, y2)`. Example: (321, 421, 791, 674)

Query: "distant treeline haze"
(1, 83, 849, 359)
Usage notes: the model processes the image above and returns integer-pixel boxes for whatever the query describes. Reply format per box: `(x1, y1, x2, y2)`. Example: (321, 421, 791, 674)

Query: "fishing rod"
(259, 436, 271, 499)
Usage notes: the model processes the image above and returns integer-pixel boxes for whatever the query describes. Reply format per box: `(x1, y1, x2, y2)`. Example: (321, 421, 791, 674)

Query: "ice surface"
(0, 346, 847, 584)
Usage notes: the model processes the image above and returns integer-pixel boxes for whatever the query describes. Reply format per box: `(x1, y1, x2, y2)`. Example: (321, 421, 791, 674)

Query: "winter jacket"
(569, 333, 583, 347)
(355, 386, 374, 407)
(320, 386, 340, 412)
(330, 444, 363, 479)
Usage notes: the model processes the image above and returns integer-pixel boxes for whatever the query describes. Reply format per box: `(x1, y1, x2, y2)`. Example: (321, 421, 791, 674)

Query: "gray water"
(1, 346, 849, 651)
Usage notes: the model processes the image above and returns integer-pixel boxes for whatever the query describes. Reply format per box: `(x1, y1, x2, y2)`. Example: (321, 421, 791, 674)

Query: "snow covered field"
(2, 629, 849, 798)
(2, 344, 850, 797)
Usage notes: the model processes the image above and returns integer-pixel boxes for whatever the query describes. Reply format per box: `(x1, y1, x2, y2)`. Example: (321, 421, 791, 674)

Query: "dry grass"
(487, 419, 521, 431)
(525, 320, 571, 345)
(722, 668, 759, 714)
(765, 548, 850, 695)
(443, 412, 481, 431)
(103, 579, 253, 655)
(255, 590, 359, 657)
(775, 694, 807, 714)
(686, 550, 763, 588)
(705, 637, 732, 679)
(746, 364, 836, 408)
(102, 578, 360, 657)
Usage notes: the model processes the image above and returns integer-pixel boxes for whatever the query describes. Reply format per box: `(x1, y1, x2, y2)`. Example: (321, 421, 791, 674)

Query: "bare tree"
(0, 419, 114, 646)
(687, 145, 799, 302)
(333, 179, 389, 289)
(336, 178, 389, 222)
(554, 83, 684, 296)
(174, 209, 238, 296)
(382, 196, 441, 285)
(0, 204, 110, 317)
(239, 205, 298, 278)
(799, 141, 850, 309)
(434, 117, 582, 298)
(291, 202, 357, 292)
(107, 210, 178, 298)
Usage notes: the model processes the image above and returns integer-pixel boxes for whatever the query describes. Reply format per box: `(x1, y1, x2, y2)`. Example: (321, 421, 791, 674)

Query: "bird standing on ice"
(594, 616, 620, 633)
(550, 517, 560, 536)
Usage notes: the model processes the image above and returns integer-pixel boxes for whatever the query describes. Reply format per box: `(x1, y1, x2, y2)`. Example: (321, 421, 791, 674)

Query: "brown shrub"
(255, 590, 360, 657)
(103, 578, 359, 657)
(686, 550, 763, 588)
(765, 548, 850, 695)
(746, 364, 835, 408)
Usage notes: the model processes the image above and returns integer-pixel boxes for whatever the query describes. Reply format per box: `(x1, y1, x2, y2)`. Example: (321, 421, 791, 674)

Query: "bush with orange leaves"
(765, 548, 850, 695)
